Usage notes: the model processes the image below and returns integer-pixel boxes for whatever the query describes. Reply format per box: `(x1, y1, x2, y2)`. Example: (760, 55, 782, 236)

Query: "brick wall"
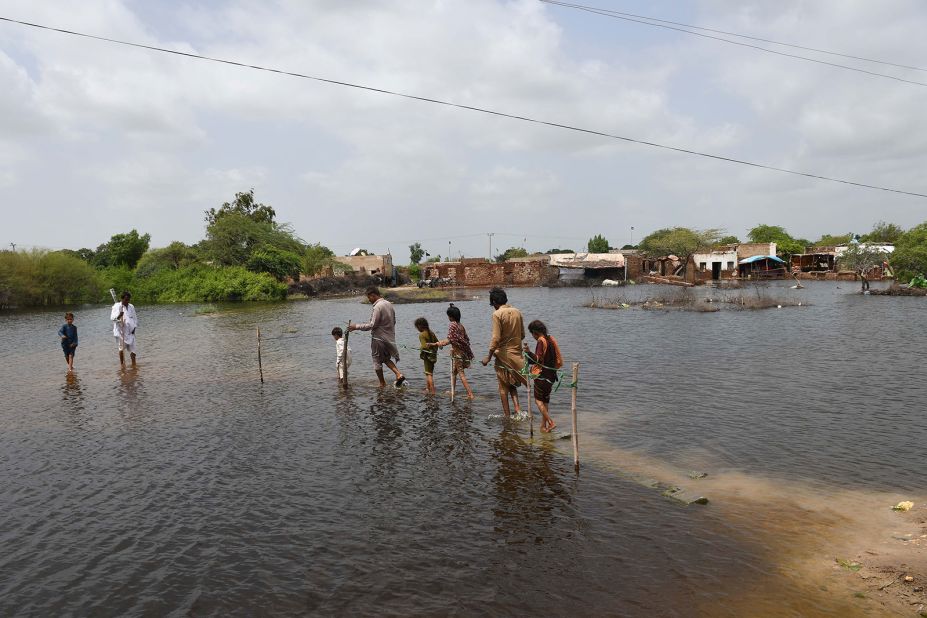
(422, 259, 547, 286)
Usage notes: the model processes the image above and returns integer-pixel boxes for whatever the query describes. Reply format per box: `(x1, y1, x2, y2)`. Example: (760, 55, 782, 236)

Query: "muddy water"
(0, 283, 924, 616)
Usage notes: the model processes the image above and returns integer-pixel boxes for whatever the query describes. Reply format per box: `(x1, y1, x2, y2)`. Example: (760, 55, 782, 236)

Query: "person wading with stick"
(348, 286, 405, 388)
(110, 291, 138, 368)
(481, 287, 526, 418)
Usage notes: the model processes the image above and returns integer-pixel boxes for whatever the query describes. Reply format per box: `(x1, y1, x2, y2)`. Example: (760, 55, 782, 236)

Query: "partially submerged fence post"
(342, 320, 351, 389)
(527, 373, 534, 437)
(257, 327, 264, 384)
(449, 350, 455, 403)
(570, 362, 580, 471)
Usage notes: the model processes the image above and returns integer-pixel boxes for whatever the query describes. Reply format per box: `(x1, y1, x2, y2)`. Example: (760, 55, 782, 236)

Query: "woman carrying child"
(415, 317, 439, 395)
(523, 320, 562, 432)
(434, 303, 475, 400)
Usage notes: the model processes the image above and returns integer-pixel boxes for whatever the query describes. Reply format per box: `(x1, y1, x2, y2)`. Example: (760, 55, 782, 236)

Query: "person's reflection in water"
(60, 372, 86, 419)
(491, 427, 573, 546)
(369, 389, 405, 480)
(117, 366, 145, 414)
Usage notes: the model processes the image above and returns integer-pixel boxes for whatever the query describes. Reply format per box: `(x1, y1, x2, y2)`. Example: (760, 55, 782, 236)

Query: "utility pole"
(487, 233, 495, 261)
(630, 226, 635, 247)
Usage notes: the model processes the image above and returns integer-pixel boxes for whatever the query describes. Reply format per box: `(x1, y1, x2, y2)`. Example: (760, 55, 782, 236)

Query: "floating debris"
(892, 501, 915, 512)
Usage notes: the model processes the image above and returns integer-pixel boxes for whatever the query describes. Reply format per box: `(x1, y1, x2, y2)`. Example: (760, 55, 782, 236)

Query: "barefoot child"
(58, 312, 78, 373)
(415, 317, 438, 395)
(434, 304, 475, 399)
(332, 327, 352, 382)
(523, 320, 562, 433)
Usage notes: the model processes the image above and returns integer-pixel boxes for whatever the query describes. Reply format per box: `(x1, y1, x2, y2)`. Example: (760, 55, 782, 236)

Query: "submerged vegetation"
(586, 285, 806, 312)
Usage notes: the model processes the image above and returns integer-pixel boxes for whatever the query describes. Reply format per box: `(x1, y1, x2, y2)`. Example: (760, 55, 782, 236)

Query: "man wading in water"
(349, 286, 405, 388)
(110, 291, 138, 368)
(481, 287, 526, 418)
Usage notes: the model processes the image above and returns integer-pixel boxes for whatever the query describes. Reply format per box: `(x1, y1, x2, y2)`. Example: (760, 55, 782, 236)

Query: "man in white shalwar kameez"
(111, 291, 139, 367)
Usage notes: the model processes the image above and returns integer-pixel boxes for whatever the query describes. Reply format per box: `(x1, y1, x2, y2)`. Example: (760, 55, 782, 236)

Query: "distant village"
(324, 241, 895, 289)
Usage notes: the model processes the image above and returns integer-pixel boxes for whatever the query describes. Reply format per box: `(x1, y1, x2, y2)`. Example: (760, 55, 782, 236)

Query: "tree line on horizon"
(2, 190, 927, 307)
(0, 190, 345, 307)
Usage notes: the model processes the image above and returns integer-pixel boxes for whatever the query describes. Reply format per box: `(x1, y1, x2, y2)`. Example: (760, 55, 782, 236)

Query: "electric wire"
(539, 0, 927, 73)
(1, 15, 926, 199)
(539, 0, 927, 88)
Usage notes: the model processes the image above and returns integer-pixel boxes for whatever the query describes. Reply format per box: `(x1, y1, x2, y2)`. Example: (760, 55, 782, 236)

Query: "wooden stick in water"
(527, 372, 533, 437)
(342, 320, 351, 389)
(449, 349, 455, 403)
(571, 362, 580, 471)
(257, 326, 264, 384)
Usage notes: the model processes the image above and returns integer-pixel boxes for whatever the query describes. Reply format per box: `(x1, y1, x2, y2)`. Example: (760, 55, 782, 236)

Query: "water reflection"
(59, 372, 86, 419)
(491, 427, 573, 546)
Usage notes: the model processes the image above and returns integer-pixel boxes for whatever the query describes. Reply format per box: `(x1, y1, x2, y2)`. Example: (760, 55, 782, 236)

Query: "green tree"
(246, 246, 303, 281)
(495, 247, 529, 262)
(93, 229, 151, 269)
(545, 248, 574, 254)
(640, 227, 722, 276)
(716, 235, 740, 246)
(202, 213, 303, 267)
(135, 242, 199, 278)
(747, 224, 805, 256)
(204, 188, 276, 226)
(587, 234, 609, 253)
(838, 244, 890, 291)
(302, 243, 335, 277)
(409, 242, 425, 264)
(891, 222, 927, 281)
(861, 221, 904, 243)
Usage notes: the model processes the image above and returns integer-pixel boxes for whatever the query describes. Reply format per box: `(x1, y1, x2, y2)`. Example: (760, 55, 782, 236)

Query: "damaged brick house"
(422, 257, 553, 287)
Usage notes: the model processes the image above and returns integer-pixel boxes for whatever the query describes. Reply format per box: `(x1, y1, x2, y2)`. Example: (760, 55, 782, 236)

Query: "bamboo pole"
(570, 362, 580, 471)
(342, 320, 351, 389)
(257, 327, 264, 384)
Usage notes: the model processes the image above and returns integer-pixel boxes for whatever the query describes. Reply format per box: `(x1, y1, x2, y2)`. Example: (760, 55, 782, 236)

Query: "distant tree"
(814, 233, 852, 247)
(426, 254, 442, 263)
(93, 229, 151, 269)
(747, 224, 805, 257)
(587, 234, 609, 253)
(135, 241, 199, 278)
(640, 227, 722, 276)
(861, 221, 904, 243)
(839, 244, 890, 291)
(409, 242, 425, 264)
(620, 244, 637, 250)
(204, 188, 276, 226)
(545, 248, 574, 254)
(715, 235, 740, 246)
(891, 221, 927, 281)
(495, 247, 529, 262)
(202, 192, 303, 267)
(302, 243, 335, 277)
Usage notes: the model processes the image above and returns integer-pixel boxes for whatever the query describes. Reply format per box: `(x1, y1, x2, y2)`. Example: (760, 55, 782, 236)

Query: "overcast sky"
(1, 0, 926, 261)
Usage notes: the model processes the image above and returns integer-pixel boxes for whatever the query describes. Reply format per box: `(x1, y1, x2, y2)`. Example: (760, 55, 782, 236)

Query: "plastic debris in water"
(892, 501, 915, 511)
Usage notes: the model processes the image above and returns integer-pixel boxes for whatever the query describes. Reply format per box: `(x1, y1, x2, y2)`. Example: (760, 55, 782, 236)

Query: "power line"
(539, 0, 927, 88)
(541, 0, 927, 73)
(1, 15, 926, 199)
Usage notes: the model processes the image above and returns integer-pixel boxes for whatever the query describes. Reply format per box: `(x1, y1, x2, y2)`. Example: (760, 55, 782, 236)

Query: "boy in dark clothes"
(58, 312, 78, 373)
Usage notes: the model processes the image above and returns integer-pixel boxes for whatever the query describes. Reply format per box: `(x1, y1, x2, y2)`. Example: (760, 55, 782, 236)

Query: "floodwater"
(1, 283, 925, 616)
